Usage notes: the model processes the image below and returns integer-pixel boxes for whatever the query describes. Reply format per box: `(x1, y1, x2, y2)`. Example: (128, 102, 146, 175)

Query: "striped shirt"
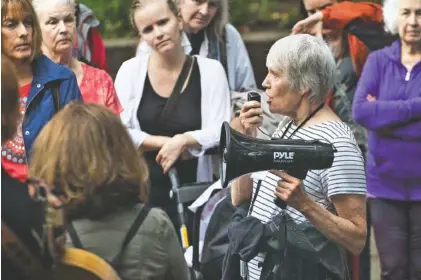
(246, 120, 366, 280)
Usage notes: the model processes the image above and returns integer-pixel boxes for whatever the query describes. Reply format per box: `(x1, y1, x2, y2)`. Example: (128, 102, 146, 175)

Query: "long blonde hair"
(29, 103, 149, 220)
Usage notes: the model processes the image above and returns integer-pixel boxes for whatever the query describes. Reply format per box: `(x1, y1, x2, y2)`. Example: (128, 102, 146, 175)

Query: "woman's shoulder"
(314, 121, 361, 148)
(33, 55, 76, 82)
(116, 55, 146, 80)
(224, 23, 243, 40)
(140, 206, 175, 236)
(195, 55, 225, 74)
(81, 63, 113, 84)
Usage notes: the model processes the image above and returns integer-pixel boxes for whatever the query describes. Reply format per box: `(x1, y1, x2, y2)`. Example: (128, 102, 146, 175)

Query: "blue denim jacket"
(24, 55, 82, 161)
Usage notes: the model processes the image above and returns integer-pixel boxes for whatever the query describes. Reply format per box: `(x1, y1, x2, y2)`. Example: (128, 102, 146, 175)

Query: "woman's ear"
(177, 12, 184, 31)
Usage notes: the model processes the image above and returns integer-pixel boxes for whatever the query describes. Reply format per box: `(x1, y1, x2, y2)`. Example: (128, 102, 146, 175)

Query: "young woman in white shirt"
(115, 0, 230, 230)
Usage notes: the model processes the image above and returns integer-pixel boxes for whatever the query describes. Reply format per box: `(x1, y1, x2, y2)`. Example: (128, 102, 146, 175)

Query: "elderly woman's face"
(1, 7, 34, 62)
(398, 0, 421, 44)
(179, 0, 219, 33)
(262, 67, 303, 115)
(134, 1, 183, 54)
(38, 4, 76, 55)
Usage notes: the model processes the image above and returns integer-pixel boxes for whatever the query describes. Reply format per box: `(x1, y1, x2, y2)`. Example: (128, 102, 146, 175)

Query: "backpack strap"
(66, 222, 84, 249)
(52, 82, 60, 112)
(66, 206, 151, 273)
(111, 205, 151, 272)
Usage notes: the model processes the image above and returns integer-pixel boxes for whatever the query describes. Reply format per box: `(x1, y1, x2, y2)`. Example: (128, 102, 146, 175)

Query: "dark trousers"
(358, 145, 371, 280)
(371, 198, 421, 280)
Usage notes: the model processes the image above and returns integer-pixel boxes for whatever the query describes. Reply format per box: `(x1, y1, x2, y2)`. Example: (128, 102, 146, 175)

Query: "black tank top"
(137, 59, 202, 192)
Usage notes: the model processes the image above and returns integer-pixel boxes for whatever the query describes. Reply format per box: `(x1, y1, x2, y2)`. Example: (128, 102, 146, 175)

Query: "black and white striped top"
(247, 120, 366, 280)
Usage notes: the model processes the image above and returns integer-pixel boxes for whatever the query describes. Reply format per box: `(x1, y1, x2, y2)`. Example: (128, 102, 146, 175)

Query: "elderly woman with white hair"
(31, 0, 122, 114)
(352, 0, 421, 278)
(229, 34, 367, 280)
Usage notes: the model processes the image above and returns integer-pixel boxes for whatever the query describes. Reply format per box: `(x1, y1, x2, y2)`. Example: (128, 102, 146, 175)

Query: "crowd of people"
(1, 0, 420, 279)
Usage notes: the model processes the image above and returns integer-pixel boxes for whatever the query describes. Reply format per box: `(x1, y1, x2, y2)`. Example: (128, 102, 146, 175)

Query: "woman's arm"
(353, 52, 421, 130)
(274, 170, 367, 255)
(273, 136, 367, 255)
(184, 59, 231, 156)
(379, 118, 421, 141)
(301, 194, 366, 255)
(165, 217, 191, 280)
(231, 175, 253, 207)
(114, 61, 151, 148)
(138, 209, 190, 280)
(321, 1, 383, 30)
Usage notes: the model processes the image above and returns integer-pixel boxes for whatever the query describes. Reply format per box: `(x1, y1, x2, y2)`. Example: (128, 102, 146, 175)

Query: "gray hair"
(179, 0, 229, 41)
(32, 0, 75, 15)
(383, 0, 399, 34)
(266, 34, 336, 104)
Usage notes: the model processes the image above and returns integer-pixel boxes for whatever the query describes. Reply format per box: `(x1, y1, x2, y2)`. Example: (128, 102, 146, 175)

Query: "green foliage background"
(82, 0, 383, 39)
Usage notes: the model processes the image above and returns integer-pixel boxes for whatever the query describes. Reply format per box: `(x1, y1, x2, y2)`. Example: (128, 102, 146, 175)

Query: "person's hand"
(292, 11, 324, 36)
(238, 101, 263, 137)
(156, 134, 187, 174)
(27, 179, 66, 262)
(271, 170, 312, 213)
(366, 94, 377, 102)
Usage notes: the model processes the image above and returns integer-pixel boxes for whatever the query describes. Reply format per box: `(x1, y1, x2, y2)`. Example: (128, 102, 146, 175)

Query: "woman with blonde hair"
(1, 0, 82, 183)
(31, 0, 122, 114)
(117, 0, 230, 230)
(29, 103, 190, 280)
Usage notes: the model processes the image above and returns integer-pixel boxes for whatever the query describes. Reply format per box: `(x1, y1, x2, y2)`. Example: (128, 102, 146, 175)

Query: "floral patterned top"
(79, 63, 122, 114)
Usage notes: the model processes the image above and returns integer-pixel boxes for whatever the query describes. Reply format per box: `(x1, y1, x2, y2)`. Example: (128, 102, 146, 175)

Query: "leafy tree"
(82, 0, 383, 39)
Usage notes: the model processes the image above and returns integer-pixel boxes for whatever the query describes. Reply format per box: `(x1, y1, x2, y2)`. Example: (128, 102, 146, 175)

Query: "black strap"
(52, 82, 60, 112)
(248, 180, 262, 215)
(280, 103, 325, 139)
(157, 56, 195, 125)
(111, 205, 151, 271)
(66, 205, 151, 272)
(66, 221, 83, 249)
(219, 30, 229, 88)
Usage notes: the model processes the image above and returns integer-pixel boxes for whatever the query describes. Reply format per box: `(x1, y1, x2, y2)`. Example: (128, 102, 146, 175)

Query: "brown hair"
(1, 54, 20, 143)
(29, 103, 149, 220)
(130, 0, 179, 33)
(1, 0, 43, 62)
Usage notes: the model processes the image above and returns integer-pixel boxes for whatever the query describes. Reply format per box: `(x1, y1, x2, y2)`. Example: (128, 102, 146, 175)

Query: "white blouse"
(114, 53, 231, 182)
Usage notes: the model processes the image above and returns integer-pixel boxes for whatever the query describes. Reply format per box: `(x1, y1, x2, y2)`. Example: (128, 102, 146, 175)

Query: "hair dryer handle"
(286, 168, 308, 180)
(273, 169, 308, 210)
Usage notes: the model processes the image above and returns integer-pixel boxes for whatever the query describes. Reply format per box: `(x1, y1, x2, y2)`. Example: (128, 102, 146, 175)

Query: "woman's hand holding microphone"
(235, 101, 264, 138)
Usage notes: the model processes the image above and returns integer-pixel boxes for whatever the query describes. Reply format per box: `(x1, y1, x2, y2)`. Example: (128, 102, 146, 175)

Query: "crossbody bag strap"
(111, 205, 151, 272)
(52, 81, 60, 112)
(157, 56, 195, 124)
(1, 220, 50, 279)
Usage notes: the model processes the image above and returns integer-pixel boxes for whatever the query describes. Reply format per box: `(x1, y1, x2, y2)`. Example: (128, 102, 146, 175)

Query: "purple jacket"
(353, 40, 421, 201)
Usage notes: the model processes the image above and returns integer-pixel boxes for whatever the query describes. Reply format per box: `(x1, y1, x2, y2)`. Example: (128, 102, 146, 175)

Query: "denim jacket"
(24, 55, 82, 161)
